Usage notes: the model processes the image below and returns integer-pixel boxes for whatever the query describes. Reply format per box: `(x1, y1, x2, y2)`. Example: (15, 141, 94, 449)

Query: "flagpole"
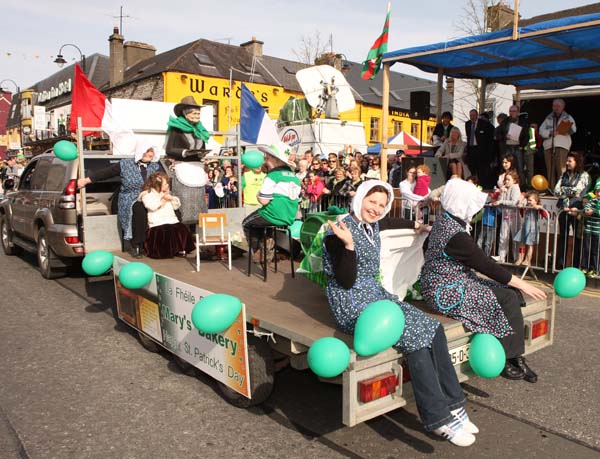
(381, 62, 390, 182)
(77, 116, 87, 220)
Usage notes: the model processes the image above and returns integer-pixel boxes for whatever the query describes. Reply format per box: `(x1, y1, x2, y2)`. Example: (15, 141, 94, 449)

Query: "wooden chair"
(195, 213, 231, 272)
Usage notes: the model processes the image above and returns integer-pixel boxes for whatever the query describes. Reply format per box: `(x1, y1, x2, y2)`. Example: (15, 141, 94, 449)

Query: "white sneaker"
(451, 407, 479, 434)
(433, 418, 476, 447)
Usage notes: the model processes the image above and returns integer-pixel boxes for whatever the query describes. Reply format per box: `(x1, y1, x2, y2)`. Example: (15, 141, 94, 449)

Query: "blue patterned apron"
(323, 214, 438, 353)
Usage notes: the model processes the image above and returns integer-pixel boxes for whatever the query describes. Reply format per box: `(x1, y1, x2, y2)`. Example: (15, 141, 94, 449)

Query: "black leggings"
(131, 201, 148, 247)
(488, 286, 525, 359)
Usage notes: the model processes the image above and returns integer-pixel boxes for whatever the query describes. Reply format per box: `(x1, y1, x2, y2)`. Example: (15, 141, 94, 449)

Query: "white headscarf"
(441, 178, 488, 223)
(352, 180, 394, 224)
(134, 140, 159, 163)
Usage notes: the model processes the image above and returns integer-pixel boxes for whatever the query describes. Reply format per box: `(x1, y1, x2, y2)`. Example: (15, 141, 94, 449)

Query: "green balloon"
(82, 250, 114, 276)
(354, 300, 405, 356)
(241, 150, 264, 169)
(118, 262, 154, 289)
(191, 293, 242, 334)
(468, 333, 505, 378)
(308, 337, 350, 378)
(554, 267, 586, 298)
(53, 140, 78, 161)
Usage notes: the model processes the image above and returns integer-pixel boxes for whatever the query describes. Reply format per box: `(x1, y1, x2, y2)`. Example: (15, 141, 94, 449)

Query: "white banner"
(33, 105, 46, 131)
(112, 256, 251, 397)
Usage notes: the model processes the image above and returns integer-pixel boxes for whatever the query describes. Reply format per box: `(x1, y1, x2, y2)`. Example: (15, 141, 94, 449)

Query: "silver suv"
(0, 150, 123, 278)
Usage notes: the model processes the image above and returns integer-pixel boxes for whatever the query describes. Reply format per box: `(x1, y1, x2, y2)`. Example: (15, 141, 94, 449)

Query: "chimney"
(486, 2, 516, 31)
(109, 26, 124, 86)
(240, 37, 263, 57)
(124, 41, 156, 69)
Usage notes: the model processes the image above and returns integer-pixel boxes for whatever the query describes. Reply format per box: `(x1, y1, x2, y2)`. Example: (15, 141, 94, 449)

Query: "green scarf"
(167, 116, 210, 142)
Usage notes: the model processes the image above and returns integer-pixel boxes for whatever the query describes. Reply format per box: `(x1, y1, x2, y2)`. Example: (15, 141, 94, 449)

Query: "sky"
(0, 0, 596, 91)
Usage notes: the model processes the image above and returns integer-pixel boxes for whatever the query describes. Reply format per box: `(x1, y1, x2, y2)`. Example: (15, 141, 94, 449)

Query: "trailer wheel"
(138, 331, 161, 353)
(173, 355, 196, 375)
(218, 335, 274, 408)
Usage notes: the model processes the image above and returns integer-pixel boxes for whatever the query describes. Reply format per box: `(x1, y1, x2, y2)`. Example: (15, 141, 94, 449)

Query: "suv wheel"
(1, 215, 22, 256)
(37, 227, 66, 279)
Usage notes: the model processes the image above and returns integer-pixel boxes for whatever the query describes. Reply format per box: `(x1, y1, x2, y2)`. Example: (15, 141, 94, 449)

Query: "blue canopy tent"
(382, 13, 600, 91)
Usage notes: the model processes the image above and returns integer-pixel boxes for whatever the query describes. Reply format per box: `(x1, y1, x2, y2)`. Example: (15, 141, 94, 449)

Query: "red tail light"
(359, 372, 398, 403)
(64, 179, 77, 196)
(531, 319, 549, 339)
(59, 179, 77, 209)
(65, 236, 80, 244)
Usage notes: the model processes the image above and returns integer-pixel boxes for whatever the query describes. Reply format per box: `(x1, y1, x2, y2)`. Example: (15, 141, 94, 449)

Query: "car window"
(30, 158, 52, 191)
(17, 161, 38, 191)
(45, 159, 69, 192)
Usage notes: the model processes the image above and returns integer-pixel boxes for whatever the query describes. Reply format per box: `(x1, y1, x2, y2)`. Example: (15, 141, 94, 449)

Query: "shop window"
(393, 121, 403, 135)
(370, 117, 380, 142)
(203, 99, 219, 131)
(426, 125, 434, 141)
(411, 123, 419, 138)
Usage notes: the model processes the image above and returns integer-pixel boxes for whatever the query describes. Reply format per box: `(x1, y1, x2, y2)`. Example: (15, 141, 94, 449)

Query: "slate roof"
(32, 53, 109, 110)
(520, 3, 600, 26)
(110, 38, 449, 113)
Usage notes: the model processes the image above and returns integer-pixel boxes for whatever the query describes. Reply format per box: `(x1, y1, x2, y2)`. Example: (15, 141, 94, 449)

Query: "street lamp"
(54, 44, 86, 73)
(0, 78, 20, 94)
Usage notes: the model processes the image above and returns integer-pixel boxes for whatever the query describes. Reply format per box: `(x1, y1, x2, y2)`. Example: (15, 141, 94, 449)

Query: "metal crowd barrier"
(552, 208, 599, 276)
(262, 189, 599, 278)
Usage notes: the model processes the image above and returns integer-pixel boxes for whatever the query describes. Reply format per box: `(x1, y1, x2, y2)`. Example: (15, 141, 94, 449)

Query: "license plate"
(449, 343, 470, 366)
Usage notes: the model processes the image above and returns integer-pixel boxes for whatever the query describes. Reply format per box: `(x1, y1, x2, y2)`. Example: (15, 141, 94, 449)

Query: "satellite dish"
(296, 65, 355, 119)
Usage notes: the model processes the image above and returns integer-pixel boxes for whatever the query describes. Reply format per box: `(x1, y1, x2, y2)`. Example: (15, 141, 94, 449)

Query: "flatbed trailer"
(111, 249, 555, 427)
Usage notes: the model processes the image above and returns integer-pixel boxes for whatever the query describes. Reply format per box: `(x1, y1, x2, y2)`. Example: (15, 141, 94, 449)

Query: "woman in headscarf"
(77, 140, 161, 258)
(420, 178, 546, 384)
(165, 96, 211, 224)
(323, 180, 478, 447)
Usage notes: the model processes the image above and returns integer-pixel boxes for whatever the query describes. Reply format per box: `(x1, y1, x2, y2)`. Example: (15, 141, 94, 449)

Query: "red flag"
(69, 64, 135, 153)
(69, 64, 106, 135)
(361, 2, 391, 80)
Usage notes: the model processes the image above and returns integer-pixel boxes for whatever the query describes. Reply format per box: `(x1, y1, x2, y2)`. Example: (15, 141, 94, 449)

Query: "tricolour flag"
(361, 2, 391, 80)
(240, 83, 280, 145)
(69, 64, 135, 154)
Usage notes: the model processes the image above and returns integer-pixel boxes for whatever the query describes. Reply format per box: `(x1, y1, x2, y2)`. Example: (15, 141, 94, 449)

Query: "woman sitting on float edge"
(420, 178, 546, 383)
(322, 180, 478, 447)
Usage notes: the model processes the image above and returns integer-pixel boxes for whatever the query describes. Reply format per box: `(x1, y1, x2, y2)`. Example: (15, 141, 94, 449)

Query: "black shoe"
(130, 246, 143, 259)
(501, 361, 525, 380)
(123, 239, 133, 253)
(514, 357, 538, 383)
(175, 251, 186, 258)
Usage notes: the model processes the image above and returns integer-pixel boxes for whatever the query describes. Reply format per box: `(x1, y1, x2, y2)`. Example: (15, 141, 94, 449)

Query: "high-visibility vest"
(527, 127, 536, 151)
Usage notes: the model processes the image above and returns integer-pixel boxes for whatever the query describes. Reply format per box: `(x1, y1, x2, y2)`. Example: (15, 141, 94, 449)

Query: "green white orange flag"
(361, 2, 391, 80)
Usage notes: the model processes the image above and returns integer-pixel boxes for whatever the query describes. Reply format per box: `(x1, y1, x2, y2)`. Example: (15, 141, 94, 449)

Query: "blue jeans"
(582, 233, 599, 272)
(406, 325, 466, 431)
(477, 224, 496, 256)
